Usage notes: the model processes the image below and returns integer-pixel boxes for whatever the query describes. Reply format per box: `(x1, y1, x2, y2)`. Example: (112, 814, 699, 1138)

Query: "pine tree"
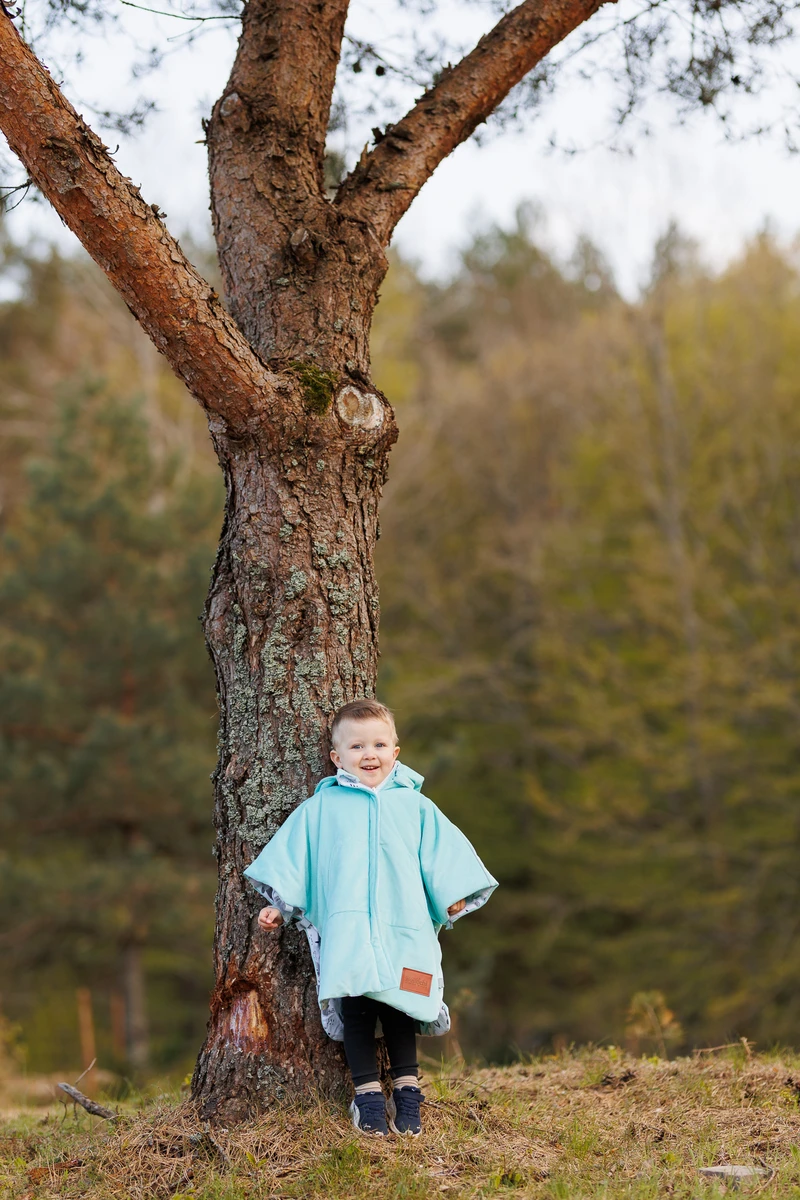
(0, 384, 221, 1072)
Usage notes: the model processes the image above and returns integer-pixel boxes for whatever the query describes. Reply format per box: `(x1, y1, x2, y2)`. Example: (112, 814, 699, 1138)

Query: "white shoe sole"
(386, 1095, 421, 1137)
(349, 1098, 387, 1136)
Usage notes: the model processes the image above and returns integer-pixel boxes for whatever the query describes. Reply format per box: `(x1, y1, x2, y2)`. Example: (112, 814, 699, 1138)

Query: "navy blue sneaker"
(349, 1091, 389, 1136)
(388, 1086, 424, 1136)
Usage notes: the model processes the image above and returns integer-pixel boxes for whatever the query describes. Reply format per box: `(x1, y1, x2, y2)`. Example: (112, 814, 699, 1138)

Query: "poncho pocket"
(387, 917, 425, 931)
(317, 910, 379, 1000)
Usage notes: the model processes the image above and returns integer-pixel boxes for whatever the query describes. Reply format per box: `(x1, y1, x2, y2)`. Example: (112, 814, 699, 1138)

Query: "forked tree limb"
(336, 0, 613, 246)
(204, 0, 358, 361)
(0, 7, 277, 433)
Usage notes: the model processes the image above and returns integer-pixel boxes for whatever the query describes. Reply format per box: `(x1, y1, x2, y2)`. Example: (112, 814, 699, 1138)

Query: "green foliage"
(5, 215, 800, 1077)
(0, 377, 222, 1072)
(376, 220, 800, 1058)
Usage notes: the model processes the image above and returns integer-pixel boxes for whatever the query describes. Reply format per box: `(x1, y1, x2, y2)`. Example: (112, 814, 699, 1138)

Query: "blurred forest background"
(2, 206, 800, 1084)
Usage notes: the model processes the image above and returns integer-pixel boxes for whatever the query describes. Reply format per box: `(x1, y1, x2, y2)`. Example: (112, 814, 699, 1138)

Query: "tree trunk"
(191, 376, 397, 1121)
(188, 3, 403, 1115)
(123, 942, 150, 1071)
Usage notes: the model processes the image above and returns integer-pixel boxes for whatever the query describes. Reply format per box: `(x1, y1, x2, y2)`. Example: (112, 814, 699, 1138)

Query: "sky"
(3, 0, 800, 298)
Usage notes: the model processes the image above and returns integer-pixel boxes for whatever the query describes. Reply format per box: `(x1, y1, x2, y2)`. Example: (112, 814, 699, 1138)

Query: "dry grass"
(3, 1047, 800, 1198)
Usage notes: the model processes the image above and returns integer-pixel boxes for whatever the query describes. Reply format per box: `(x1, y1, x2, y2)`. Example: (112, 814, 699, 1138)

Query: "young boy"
(244, 699, 497, 1137)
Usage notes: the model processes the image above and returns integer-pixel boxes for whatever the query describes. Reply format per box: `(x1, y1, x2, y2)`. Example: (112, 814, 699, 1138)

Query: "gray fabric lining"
(443, 887, 493, 929)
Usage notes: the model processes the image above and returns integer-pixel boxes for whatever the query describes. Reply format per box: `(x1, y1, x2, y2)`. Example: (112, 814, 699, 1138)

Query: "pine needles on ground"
(4, 1049, 800, 1198)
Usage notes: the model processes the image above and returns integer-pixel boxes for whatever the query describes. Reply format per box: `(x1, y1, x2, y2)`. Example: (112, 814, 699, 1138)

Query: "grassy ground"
(3, 1047, 800, 1198)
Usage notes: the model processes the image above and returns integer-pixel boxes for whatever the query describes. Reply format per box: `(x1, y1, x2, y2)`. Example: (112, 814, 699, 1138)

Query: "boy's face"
(330, 717, 400, 788)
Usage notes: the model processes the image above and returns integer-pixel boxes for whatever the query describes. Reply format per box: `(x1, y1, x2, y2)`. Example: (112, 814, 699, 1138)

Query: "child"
(244, 698, 497, 1137)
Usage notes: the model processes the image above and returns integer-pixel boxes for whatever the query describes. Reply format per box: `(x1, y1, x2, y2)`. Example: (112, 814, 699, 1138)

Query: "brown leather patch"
(400, 968, 433, 997)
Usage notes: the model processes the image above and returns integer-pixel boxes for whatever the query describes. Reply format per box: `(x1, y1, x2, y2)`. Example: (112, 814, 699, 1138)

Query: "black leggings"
(340, 996, 418, 1086)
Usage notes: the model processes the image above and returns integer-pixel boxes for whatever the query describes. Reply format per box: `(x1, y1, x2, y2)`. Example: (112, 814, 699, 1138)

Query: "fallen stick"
(693, 1038, 756, 1057)
(693, 1043, 739, 1055)
(57, 1082, 116, 1120)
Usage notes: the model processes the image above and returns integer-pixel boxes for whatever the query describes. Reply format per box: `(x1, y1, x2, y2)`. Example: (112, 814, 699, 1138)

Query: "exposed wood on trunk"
(337, 0, 613, 245)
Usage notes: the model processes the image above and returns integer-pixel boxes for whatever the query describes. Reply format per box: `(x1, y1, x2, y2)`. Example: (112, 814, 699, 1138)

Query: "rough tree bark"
(0, 0, 611, 1120)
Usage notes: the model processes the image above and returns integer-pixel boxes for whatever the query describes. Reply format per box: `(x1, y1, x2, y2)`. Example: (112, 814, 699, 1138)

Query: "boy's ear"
(393, 745, 400, 761)
(330, 748, 340, 766)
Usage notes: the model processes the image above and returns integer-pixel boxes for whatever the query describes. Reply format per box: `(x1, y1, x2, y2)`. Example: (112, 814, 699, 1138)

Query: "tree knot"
(336, 385, 384, 431)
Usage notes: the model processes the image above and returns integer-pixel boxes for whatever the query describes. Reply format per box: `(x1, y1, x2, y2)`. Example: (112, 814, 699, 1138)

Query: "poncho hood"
(313, 761, 425, 794)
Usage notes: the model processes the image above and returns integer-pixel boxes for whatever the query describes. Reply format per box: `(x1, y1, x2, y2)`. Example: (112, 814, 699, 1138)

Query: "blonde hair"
(330, 699, 398, 747)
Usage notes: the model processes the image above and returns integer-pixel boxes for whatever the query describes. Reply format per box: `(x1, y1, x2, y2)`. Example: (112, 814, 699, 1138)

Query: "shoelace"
(357, 1093, 386, 1124)
(393, 1087, 424, 1121)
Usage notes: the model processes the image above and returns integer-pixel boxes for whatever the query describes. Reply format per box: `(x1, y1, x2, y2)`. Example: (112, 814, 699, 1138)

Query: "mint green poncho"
(244, 763, 497, 1030)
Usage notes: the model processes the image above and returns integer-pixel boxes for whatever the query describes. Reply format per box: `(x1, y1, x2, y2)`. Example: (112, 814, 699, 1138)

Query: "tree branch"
(221, 0, 350, 181)
(57, 1082, 117, 1120)
(206, 0, 351, 354)
(0, 7, 278, 433)
(336, 0, 613, 246)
